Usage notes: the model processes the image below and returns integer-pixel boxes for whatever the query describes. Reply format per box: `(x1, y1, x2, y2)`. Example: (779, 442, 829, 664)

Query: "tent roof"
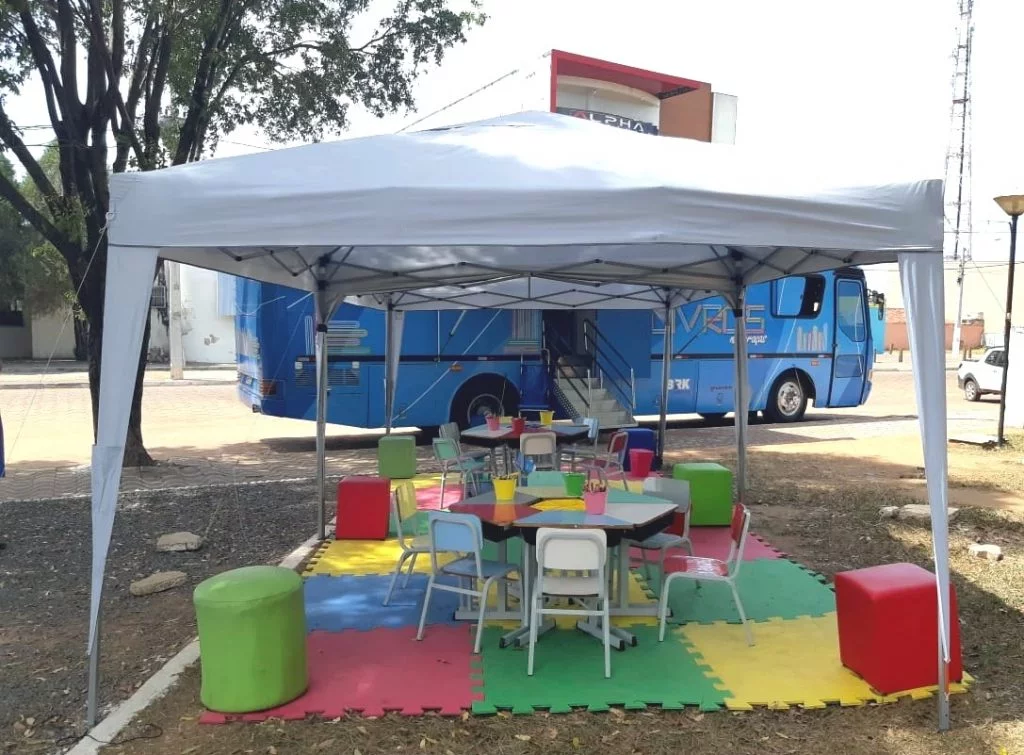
(108, 111, 943, 306)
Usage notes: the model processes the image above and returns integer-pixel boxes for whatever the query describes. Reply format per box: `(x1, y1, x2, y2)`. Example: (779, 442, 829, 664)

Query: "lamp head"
(994, 195, 1024, 217)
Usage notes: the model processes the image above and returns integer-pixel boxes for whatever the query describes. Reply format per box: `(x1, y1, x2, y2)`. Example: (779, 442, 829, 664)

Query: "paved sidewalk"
(0, 360, 237, 388)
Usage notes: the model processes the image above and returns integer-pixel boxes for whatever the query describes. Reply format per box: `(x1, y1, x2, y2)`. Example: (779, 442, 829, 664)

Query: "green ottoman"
(378, 435, 416, 479)
(194, 566, 307, 713)
(672, 462, 733, 525)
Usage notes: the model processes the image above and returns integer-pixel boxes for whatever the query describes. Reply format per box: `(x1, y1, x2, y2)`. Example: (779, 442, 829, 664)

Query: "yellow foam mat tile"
(303, 539, 456, 576)
(486, 572, 658, 629)
(679, 612, 970, 710)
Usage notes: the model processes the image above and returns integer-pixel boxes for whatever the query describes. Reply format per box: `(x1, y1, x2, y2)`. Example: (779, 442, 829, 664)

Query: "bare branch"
(0, 103, 60, 204)
(0, 169, 75, 259)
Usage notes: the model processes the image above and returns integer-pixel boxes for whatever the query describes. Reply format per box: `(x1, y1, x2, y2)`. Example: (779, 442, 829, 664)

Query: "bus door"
(830, 277, 869, 406)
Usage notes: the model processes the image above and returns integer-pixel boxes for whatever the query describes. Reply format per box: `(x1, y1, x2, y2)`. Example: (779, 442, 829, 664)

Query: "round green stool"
(193, 566, 308, 713)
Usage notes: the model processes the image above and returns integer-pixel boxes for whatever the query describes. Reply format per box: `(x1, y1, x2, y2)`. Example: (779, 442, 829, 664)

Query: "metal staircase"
(545, 320, 636, 429)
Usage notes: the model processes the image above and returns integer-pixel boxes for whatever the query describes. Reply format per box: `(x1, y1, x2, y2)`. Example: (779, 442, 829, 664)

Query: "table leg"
(607, 543, 661, 618)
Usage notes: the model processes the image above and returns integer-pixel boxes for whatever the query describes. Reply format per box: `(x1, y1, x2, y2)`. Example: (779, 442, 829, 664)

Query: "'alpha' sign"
(556, 107, 659, 135)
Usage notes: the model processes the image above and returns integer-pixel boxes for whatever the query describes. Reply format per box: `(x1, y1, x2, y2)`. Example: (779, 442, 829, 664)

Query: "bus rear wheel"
(450, 375, 520, 431)
(764, 373, 808, 423)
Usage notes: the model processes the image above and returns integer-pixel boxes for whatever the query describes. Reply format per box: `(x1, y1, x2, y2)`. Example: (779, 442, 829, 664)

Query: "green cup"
(564, 473, 586, 498)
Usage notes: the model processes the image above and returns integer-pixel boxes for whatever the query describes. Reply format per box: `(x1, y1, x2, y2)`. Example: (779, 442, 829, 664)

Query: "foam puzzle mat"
(200, 489, 969, 722)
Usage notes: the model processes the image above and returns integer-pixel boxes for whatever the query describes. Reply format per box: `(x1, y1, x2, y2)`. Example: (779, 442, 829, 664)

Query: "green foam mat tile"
(637, 558, 836, 625)
(471, 626, 727, 715)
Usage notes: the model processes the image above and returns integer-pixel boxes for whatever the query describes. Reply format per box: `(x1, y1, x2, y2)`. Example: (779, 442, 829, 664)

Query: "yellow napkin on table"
(532, 498, 586, 512)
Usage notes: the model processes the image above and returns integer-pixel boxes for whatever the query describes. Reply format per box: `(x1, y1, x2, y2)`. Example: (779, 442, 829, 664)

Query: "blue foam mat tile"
(304, 573, 462, 632)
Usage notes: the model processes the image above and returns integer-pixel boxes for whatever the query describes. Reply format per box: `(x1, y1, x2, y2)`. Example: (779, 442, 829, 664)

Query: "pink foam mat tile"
(200, 625, 479, 723)
(630, 527, 783, 564)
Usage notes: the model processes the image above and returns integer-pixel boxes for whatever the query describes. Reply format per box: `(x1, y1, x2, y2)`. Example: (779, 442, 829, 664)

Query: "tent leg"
(86, 607, 101, 727)
(657, 298, 673, 466)
(315, 319, 329, 540)
(938, 628, 950, 731)
(733, 290, 749, 500)
(384, 301, 395, 435)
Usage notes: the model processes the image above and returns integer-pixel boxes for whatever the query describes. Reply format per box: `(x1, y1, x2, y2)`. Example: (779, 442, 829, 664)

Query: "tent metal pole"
(938, 614, 950, 730)
(733, 289, 749, 500)
(384, 298, 395, 435)
(315, 299, 330, 541)
(86, 603, 101, 727)
(657, 297, 673, 465)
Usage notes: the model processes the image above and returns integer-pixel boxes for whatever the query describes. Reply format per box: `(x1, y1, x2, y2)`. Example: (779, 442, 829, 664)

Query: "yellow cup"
(493, 476, 518, 501)
(539, 410, 554, 426)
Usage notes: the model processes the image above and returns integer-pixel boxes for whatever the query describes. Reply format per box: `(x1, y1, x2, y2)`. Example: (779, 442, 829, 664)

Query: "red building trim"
(548, 49, 709, 106)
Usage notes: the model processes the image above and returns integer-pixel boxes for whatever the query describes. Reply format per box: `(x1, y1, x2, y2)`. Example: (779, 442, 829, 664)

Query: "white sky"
(7, 0, 1024, 259)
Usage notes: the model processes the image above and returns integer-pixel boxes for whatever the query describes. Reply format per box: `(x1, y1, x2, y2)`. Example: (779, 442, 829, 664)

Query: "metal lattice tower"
(946, 0, 974, 355)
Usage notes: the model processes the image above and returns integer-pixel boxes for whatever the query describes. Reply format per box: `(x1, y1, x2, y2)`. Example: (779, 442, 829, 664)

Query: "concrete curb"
(64, 530, 325, 755)
(0, 379, 237, 390)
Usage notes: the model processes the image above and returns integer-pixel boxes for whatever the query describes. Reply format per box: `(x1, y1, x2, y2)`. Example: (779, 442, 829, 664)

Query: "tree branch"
(0, 103, 60, 204)
(0, 169, 75, 259)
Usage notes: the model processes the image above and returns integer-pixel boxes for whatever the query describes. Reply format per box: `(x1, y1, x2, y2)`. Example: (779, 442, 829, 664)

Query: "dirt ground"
(2, 371, 1023, 754)
(80, 435, 1024, 755)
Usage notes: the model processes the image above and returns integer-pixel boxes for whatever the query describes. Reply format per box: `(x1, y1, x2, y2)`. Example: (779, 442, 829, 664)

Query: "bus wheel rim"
(777, 381, 802, 416)
(467, 392, 503, 425)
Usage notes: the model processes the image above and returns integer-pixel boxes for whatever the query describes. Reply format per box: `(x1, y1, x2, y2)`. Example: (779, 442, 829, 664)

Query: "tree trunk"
(73, 318, 89, 361)
(76, 238, 155, 468)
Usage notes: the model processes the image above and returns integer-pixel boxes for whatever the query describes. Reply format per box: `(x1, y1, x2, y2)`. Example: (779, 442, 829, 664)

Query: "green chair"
(672, 462, 733, 525)
(378, 435, 417, 479)
(194, 566, 307, 713)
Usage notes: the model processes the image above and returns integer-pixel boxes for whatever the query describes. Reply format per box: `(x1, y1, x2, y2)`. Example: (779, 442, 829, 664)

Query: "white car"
(957, 347, 1006, 401)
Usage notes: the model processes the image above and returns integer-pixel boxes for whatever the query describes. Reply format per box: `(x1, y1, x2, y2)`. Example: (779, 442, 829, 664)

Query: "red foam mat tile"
(200, 625, 479, 723)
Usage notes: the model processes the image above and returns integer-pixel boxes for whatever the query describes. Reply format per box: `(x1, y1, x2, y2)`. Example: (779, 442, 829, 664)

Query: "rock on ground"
(130, 571, 187, 596)
(156, 531, 204, 552)
(968, 543, 1003, 561)
(879, 506, 900, 519)
(898, 503, 960, 523)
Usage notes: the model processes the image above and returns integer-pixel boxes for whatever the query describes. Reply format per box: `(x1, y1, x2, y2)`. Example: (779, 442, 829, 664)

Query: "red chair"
(657, 504, 754, 646)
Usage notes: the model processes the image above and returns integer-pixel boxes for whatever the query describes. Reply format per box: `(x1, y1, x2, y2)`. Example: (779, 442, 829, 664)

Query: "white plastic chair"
(658, 504, 754, 646)
(382, 482, 431, 606)
(528, 528, 611, 678)
(519, 431, 558, 473)
(416, 511, 519, 653)
(627, 477, 694, 580)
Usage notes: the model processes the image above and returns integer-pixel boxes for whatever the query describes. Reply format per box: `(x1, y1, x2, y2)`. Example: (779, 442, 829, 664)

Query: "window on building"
(771, 275, 825, 318)
(0, 300, 25, 327)
(836, 280, 866, 342)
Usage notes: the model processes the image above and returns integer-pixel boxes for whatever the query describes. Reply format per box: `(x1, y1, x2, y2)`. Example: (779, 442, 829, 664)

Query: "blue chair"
(416, 511, 520, 653)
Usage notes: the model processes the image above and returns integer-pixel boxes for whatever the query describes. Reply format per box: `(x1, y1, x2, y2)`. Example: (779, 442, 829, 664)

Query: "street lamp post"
(993, 195, 1024, 445)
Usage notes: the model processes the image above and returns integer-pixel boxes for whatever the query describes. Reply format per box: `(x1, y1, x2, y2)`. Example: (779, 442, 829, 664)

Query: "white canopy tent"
(92, 112, 951, 727)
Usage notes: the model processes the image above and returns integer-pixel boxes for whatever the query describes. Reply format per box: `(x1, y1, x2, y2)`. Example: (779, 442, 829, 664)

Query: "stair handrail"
(543, 323, 592, 413)
(582, 318, 635, 411)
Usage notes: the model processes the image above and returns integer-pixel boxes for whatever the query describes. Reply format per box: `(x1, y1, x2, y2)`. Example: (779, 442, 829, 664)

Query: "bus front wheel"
(764, 373, 808, 423)
(450, 375, 520, 431)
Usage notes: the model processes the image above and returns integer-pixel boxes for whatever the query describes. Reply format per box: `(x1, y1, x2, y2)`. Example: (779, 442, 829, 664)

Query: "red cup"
(629, 449, 655, 478)
(511, 417, 526, 434)
(486, 416, 500, 431)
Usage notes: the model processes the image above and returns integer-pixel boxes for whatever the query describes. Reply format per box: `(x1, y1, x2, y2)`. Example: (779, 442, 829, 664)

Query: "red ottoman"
(835, 562, 962, 694)
(335, 476, 390, 540)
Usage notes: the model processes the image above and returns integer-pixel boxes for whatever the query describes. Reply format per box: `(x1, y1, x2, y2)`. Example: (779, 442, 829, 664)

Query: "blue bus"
(235, 268, 877, 430)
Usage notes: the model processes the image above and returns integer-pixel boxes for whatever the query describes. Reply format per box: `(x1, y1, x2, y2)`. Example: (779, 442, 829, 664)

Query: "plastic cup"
(485, 416, 500, 431)
(493, 476, 517, 501)
(539, 410, 555, 426)
(584, 490, 607, 515)
(511, 417, 526, 434)
(564, 473, 586, 497)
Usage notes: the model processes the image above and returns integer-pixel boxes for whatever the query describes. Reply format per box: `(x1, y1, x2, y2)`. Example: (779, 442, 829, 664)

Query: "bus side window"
(771, 275, 825, 318)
